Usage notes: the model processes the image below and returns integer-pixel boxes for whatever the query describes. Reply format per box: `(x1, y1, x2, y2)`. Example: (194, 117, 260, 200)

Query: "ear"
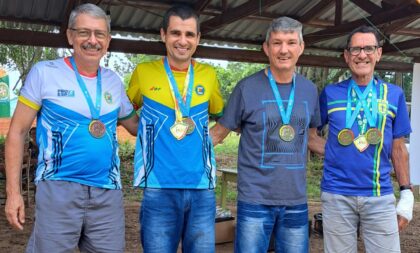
(263, 42, 269, 57)
(343, 49, 350, 64)
(376, 47, 382, 63)
(66, 29, 73, 46)
(160, 28, 166, 43)
(298, 41, 305, 56)
(196, 32, 201, 44)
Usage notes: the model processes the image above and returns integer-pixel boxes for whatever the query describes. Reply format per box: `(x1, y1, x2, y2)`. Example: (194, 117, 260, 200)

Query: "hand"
(397, 215, 409, 231)
(5, 193, 26, 230)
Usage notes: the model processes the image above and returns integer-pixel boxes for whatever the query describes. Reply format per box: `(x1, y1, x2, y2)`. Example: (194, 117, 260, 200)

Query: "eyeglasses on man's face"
(69, 28, 109, 40)
(347, 45, 378, 56)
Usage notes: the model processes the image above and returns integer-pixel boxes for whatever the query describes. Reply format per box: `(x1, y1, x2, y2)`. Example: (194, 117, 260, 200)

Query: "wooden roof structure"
(0, 0, 419, 71)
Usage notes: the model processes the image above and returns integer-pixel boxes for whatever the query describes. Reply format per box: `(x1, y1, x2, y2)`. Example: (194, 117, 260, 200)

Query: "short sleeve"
(127, 64, 143, 107)
(392, 89, 411, 138)
(319, 88, 329, 128)
(218, 81, 245, 130)
(119, 82, 135, 119)
(19, 63, 43, 110)
(208, 71, 224, 117)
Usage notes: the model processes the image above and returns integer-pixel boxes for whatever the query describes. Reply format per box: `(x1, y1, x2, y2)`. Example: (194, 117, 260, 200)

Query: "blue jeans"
(140, 188, 216, 253)
(235, 201, 309, 253)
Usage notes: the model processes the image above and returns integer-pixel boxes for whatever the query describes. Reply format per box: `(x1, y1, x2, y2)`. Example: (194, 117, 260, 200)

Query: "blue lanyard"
(163, 57, 194, 118)
(267, 68, 295, 125)
(70, 57, 102, 119)
(350, 78, 378, 128)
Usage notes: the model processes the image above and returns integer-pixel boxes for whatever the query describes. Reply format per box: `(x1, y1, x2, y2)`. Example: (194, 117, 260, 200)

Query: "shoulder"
(194, 61, 217, 76)
(238, 69, 266, 87)
(295, 73, 317, 91)
(134, 59, 163, 72)
(378, 78, 404, 95)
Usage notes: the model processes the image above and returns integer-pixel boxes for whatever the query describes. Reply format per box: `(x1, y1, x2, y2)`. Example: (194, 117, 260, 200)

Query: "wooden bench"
(218, 168, 237, 209)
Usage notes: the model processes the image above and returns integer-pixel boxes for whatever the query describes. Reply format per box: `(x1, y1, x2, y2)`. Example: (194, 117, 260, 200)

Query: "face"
(160, 16, 200, 68)
(263, 31, 304, 74)
(344, 32, 382, 84)
(66, 13, 111, 66)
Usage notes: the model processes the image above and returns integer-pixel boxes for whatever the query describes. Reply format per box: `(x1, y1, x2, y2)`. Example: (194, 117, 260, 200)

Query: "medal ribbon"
(70, 57, 102, 120)
(345, 81, 364, 129)
(351, 78, 378, 128)
(267, 68, 295, 125)
(163, 57, 194, 122)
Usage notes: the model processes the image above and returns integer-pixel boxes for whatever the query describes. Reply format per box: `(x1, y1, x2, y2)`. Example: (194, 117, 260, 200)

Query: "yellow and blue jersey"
(128, 59, 224, 189)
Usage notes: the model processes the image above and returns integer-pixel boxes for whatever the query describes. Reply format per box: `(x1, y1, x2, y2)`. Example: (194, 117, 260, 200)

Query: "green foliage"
(0, 135, 5, 144)
(119, 140, 135, 160)
(214, 62, 266, 102)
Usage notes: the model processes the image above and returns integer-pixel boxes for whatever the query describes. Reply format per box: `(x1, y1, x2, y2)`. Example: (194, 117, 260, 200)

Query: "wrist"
(399, 184, 413, 192)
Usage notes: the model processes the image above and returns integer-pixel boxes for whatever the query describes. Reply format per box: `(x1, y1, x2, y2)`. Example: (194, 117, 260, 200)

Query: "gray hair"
(68, 3, 111, 32)
(265, 17, 303, 43)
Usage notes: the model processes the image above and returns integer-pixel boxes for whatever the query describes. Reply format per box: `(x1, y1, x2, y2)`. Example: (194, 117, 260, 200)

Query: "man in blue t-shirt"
(319, 25, 414, 252)
(211, 17, 324, 253)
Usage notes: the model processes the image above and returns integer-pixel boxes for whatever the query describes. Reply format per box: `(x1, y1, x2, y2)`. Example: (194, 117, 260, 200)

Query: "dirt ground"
(1, 201, 419, 253)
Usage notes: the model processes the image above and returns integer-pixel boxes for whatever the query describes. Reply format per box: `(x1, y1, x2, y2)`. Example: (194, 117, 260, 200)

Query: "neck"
(73, 56, 99, 75)
(267, 66, 294, 83)
(352, 75, 373, 86)
(166, 56, 191, 71)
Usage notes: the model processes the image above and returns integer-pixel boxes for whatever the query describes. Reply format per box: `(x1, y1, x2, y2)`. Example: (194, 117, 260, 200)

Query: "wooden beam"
(335, 0, 343, 26)
(0, 28, 412, 71)
(382, 39, 420, 53)
(60, 0, 77, 34)
(383, 16, 420, 35)
(194, 0, 212, 13)
(348, 0, 382, 15)
(304, 3, 420, 45)
(200, 0, 280, 34)
(300, 0, 335, 23)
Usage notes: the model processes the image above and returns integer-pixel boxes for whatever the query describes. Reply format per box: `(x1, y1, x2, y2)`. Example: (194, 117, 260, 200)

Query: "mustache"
(81, 43, 102, 50)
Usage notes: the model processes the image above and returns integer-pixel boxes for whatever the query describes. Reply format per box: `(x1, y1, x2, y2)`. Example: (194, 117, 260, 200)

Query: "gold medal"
(354, 135, 369, 152)
(279, 125, 295, 142)
(337, 129, 354, 146)
(366, 128, 382, 145)
(88, 120, 106, 138)
(183, 118, 196, 135)
(170, 121, 188, 140)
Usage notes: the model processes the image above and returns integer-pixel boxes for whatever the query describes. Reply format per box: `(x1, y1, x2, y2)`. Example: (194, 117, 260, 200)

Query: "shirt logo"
(195, 85, 205, 96)
(57, 89, 75, 97)
(0, 82, 9, 100)
(378, 100, 388, 115)
(150, 86, 161, 91)
(104, 91, 113, 104)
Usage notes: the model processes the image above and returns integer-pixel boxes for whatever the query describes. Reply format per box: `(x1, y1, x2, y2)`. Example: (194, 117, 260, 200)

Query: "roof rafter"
(304, 3, 420, 45)
(348, 0, 382, 15)
(194, 0, 212, 13)
(300, 0, 335, 23)
(383, 15, 420, 35)
(60, 0, 77, 34)
(335, 0, 343, 26)
(382, 38, 420, 53)
(200, 0, 281, 35)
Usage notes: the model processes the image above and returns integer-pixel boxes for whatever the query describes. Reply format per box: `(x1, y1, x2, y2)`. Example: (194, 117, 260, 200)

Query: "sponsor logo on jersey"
(195, 85, 205, 95)
(57, 89, 75, 97)
(0, 82, 9, 100)
(150, 86, 161, 91)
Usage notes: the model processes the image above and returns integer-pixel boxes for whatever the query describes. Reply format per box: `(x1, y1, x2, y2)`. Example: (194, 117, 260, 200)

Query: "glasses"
(347, 45, 378, 56)
(69, 28, 109, 40)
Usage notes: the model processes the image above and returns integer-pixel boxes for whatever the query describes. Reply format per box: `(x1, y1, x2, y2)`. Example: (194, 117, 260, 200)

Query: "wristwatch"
(399, 184, 413, 192)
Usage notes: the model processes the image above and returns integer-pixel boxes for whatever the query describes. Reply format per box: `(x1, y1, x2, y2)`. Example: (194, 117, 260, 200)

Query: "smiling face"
(263, 31, 304, 77)
(344, 32, 382, 85)
(160, 16, 200, 69)
(66, 13, 111, 70)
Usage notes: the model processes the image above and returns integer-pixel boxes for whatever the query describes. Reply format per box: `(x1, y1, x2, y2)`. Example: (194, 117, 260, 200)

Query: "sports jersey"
(127, 59, 224, 189)
(320, 77, 411, 196)
(19, 58, 135, 189)
(218, 70, 321, 206)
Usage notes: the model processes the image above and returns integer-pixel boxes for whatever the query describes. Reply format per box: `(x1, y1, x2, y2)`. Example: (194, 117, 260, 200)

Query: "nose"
(87, 32, 99, 44)
(178, 34, 188, 45)
(279, 44, 288, 54)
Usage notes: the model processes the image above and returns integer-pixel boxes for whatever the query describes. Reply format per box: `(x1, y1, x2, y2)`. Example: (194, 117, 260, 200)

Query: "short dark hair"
(162, 4, 200, 33)
(346, 25, 382, 48)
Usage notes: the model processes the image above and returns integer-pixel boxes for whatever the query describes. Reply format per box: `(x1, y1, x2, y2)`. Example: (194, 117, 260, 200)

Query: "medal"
(183, 117, 196, 135)
(366, 128, 382, 145)
(70, 57, 105, 138)
(353, 135, 369, 152)
(279, 125, 295, 142)
(267, 68, 296, 142)
(170, 121, 188, 140)
(89, 120, 106, 138)
(337, 129, 354, 146)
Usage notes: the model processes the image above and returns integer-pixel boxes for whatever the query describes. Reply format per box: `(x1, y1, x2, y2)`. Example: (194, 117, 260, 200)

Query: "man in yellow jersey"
(127, 4, 224, 253)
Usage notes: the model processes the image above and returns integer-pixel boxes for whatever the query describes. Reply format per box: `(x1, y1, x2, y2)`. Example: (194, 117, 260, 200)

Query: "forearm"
(5, 131, 26, 196)
(391, 138, 410, 186)
(210, 123, 231, 146)
(119, 113, 139, 136)
(308, 128, 325, 156)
